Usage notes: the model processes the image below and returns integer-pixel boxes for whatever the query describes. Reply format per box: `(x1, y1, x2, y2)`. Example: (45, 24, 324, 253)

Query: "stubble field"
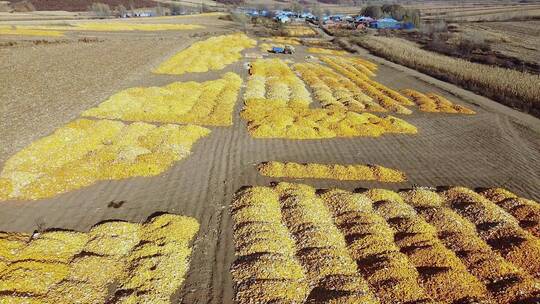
(0, 13, 539, 304)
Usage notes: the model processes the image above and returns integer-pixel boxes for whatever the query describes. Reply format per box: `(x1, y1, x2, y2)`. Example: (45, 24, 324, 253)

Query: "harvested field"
(28, 22, 204, 31)
(231, 182, 540, 304)
(257, 161, 407, 182)
(0, 213, 198, 303)
(0, 13, 539, 304)
(154, 33, 256, 75)
(0, 25, 64, 36)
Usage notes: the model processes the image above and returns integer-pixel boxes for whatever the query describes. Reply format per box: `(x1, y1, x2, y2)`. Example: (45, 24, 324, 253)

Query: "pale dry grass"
(354, 36, 540, 116)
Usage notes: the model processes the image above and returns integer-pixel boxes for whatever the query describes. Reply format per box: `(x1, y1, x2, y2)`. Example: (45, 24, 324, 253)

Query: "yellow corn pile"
(261, 36, 301, 45)
(257, 161, 406, 182)
(307, 47, 347, 55)
(155, 33, 257, 75)
(83, 72, 242, 126)
(294, 62, 383, 112)
(241, 58, 417, 139)
(0, 119, 210, 200)
(402, 89, 476, 114)
(283, 26, 316, 37)
(231, 182, 540, 304)
(0, 214, 199, 303)
(321, 56, 413, 114)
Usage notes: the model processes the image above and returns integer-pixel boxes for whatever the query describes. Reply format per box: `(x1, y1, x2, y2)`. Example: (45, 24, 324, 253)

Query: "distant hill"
(7, 0, 157, 11)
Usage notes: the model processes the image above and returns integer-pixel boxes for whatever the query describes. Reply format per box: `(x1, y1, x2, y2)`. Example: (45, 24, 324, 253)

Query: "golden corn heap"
(321, 56, 415, 115)
(257, 161, 406, 182)
(154, 33, 256, 75)
(402, 89, 476, 114)
(307, 47, 348, 56)
(0, 25, 64, 37)
(244, 58, 312, 107)
(283, 25, 316, 37)
(261, 36, 301, 45)
(241, 58, 417, 139)
(241, 102, 416, 139)
(231, 182, 540, 304)
(294, 62, 384, 112)
(0, 119, 210, 200)
(83, 72, 242, 126)
(0, 214, 199, 303)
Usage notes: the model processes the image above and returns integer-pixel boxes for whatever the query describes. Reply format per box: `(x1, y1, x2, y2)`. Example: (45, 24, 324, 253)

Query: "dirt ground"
(0, 17, 539, 304)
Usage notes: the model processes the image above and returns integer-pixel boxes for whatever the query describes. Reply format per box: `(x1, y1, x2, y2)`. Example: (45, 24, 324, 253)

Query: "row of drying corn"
(231, 182, 540, 303)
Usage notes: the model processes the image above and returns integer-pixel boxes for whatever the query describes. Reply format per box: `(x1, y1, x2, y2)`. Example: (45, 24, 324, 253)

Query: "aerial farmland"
(0, 2, 539, 303)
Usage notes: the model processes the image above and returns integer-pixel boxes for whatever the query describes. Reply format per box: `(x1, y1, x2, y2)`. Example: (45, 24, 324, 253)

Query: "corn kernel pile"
(155, 33, 257, 75)
(0, 119, 210, 200)
(294, 62, 383, 112)
(321, 56, 414, 114)
(83, 72, 242, 126)
(244, 58, 312, 107)
(257, 161, 407, 182)
(283, 25, 316, 37)
(0, 214, 199, 303)
(241, 101, 416, 139)
(261, 36, 301, 45)
(241, 58, 417, 139)
(0, 25, 64, 37)
(307, 47, 348, 55)
(402, 89, 476, 114)
(231, 182, 540, 304)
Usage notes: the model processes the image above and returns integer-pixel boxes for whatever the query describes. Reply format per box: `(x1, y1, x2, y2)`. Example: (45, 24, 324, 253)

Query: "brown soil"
(0, 19, 539, 303)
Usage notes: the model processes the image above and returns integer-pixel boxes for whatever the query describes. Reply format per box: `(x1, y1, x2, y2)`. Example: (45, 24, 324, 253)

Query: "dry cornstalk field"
(0, 11, 539, 304)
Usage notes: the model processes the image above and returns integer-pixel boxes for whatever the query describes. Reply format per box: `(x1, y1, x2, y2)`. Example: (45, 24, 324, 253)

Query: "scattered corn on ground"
(154, 33, 256, 75)
(307, 47, 348, 55)
(402, 89, 476, 114)
(0, 119, 210, 200)
(0, 214, 199, 303)
(257, 161, 407, 182)
(241, 58, 416, 139)
(82, 72, 242, 126)
(0, 25, 64, 37)
(231, 182, 540, 304)
(283, 25, 317, 37)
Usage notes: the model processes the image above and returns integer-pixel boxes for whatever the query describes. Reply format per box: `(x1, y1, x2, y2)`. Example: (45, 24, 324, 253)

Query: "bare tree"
(90, 3, 112, 18)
